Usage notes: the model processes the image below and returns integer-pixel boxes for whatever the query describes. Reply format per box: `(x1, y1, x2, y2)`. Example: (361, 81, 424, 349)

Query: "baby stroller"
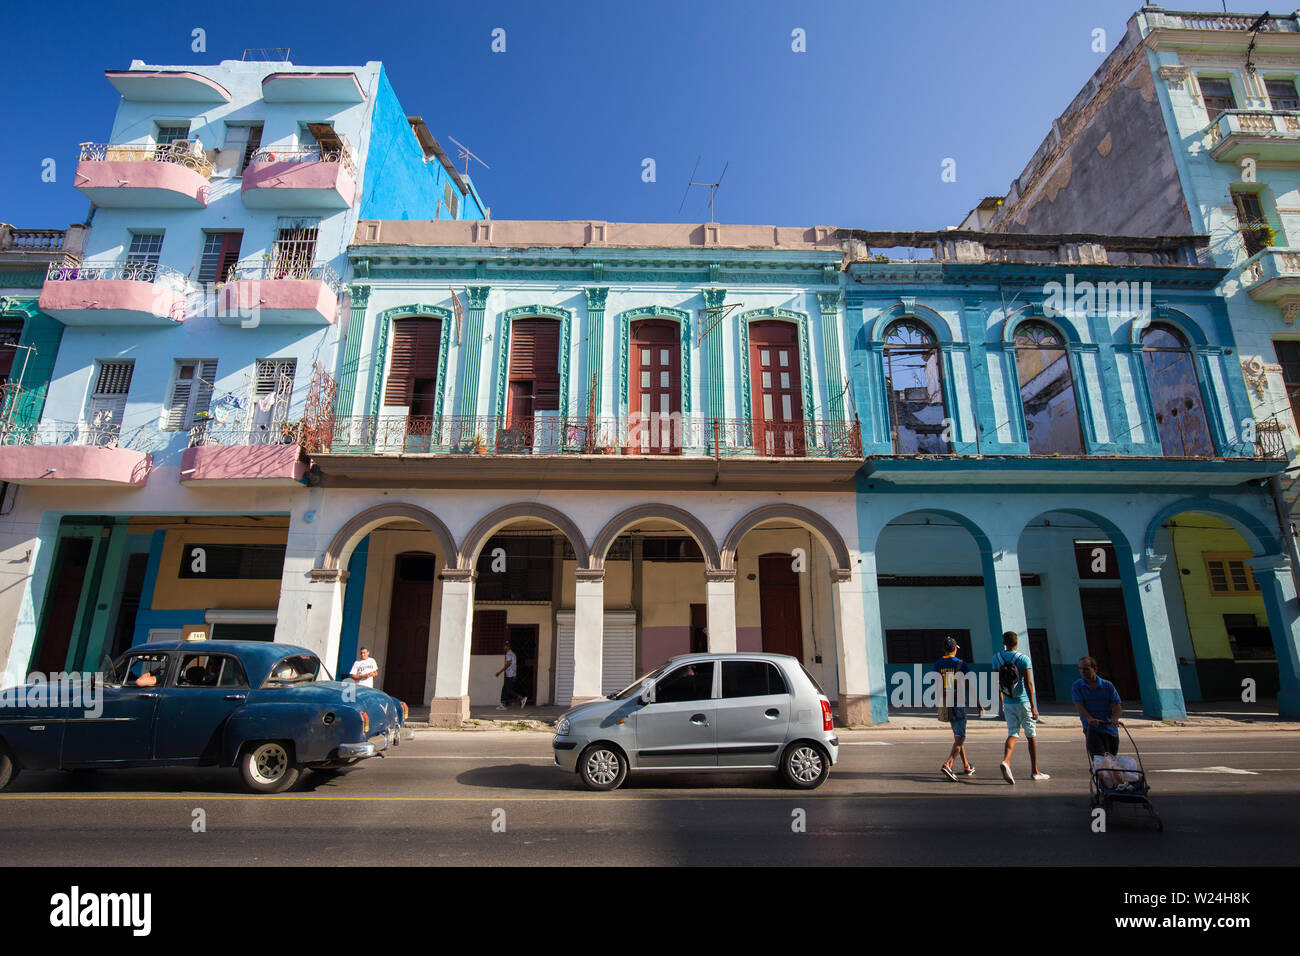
(1086, 721, 1162, 832)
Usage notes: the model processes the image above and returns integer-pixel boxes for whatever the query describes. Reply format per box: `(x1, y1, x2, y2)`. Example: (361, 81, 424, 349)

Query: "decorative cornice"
(574, 568, 606, 583)
(439, 567, 478, 583)
(705, 569, 737, 583)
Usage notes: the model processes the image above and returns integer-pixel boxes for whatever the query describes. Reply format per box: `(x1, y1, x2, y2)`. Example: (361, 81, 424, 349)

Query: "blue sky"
(3, 0, 1237, 231)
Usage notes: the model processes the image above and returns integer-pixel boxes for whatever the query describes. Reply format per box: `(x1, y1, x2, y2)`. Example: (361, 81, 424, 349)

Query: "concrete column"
(430, 568, 475, 726)
(277, 562, 346, 672)
(985, 542, 1029, 660)
(1247, 554, 1300, 718)
(1128, 552, 1188, 720)
(705, 569, 737, 652)
(572, 569, 605, 704)
(834, 565, 886, 725)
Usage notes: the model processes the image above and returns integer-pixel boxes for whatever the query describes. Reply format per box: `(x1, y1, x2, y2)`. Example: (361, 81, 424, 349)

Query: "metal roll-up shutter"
(555, 610, 575, 705)
(554, 609, 637, 703)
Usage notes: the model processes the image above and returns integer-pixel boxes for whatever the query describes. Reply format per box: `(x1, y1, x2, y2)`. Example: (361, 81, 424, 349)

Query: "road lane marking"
(0, 789, 1280, 804)
(837, 742, 891, 746)
(1155, 766, 1258, 774)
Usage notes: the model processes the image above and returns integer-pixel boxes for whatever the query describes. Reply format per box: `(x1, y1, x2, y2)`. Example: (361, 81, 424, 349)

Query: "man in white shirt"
(494, 640, 527, 711)
(348, 647, 379, 689)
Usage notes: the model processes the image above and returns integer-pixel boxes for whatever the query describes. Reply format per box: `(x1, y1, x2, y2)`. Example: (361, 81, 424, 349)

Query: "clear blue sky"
(2, 0, 1238, 231)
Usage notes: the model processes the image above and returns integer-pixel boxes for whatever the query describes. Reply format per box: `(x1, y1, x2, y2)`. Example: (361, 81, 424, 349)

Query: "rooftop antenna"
(678, 157, 729, 223)
(447, 136, 490, 178)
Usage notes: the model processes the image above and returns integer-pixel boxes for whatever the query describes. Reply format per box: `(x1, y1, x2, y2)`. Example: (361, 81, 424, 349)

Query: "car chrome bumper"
(338, 731, 391, 760)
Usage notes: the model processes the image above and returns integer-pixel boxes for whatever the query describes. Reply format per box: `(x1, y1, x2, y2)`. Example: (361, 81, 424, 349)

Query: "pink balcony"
(217, 261, 341, 326)
(0, 422, 156, 487)
(39, 261, 187, 326)
(75, 142, 213, 208)
(241, 146, 356, 209)
(180, 443, 307, 486)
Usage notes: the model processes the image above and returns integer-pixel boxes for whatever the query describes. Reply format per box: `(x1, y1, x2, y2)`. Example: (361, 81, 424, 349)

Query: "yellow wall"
(641, 562, 707, 626)
(559, 559, 633, 607)
(470, 603, 553, 704)
(1168, 516, 1266, 660)
(138, 518, 289, 611)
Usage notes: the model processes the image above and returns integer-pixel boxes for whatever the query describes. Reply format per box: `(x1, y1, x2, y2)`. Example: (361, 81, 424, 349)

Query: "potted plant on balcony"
(472, 433, 487, 455)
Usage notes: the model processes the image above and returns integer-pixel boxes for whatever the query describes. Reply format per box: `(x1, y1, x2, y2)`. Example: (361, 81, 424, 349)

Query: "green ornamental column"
(702, 288, 727, 425)
(457, 286, 491, 420)
(335, 283, 370, 419)
(584, 287, 609, 418)
(817, 290, 846, 423)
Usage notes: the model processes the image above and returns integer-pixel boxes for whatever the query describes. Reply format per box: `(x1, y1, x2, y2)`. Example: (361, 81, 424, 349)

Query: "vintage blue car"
(0, 640, 410, 793)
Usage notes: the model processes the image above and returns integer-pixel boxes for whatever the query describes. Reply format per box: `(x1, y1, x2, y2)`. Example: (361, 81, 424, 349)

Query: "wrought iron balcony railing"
(310, 415, 864, 459)
(248, 144, 357, 178)
(79, 141, 215, 178)
(225, 257, 343, 294)
(0, 420, 165, 452)
(187, 419, 301, 448)
(44, 258, 189, 289)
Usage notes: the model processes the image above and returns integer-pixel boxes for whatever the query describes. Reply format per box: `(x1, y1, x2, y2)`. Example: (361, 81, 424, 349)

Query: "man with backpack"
(934, 636, 982, 781)
(994, 630, 1048, 784)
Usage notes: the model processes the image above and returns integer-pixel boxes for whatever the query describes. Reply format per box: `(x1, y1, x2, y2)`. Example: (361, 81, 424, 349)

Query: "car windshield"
(263, 654, 322, 686)
(610, 662, 671, 700)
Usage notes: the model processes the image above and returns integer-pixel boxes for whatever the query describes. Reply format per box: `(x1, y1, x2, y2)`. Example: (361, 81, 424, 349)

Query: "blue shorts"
(1003, 700, 1036, 738)
(950, 709, 968, 739)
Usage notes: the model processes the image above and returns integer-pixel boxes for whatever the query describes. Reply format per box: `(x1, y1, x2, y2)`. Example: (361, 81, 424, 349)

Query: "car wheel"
(239, 742, 301, 794)
(781, 742, 829, 789)
(578, 744, 627, 791)
(0, 747, 17, 792)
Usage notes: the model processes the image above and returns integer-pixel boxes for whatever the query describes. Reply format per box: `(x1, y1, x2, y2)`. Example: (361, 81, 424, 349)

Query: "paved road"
(1, 728, 1295, 865)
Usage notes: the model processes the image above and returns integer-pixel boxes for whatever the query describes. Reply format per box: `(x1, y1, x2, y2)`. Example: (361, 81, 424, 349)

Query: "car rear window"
(798, 662, 826, 696)
(722, 660, 788, 698)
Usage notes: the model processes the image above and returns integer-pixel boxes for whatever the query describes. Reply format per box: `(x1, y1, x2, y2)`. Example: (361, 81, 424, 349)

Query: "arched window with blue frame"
(1141, 323, 1214, 457)
(1014, 321, 1084, 455)
(882, 320, 950, 454)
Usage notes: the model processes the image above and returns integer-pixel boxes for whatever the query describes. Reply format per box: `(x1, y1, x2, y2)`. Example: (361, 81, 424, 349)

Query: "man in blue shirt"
(994, 630, 1048, 784)
(933, 636, 982, 781)
(1072, 656, 1122, 757)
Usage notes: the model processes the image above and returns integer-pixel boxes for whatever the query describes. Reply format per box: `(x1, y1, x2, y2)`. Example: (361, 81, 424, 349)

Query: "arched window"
(882, 320, 950, 454)
(1141, 323, 1214, 457)
(1014, 321, 1084, 455)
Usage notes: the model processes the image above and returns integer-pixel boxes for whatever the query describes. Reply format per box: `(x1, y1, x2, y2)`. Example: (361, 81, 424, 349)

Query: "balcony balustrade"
(0, 420, 161, 486)
(39, 259, 188, 325)
(311, 415, 863, 458)
(75, 141, 214, 207)
(218, 258, 342, 325)
(241, 144, 357, 209)
(181, 420, 307, 485)
(1206, 110, 1300, 163)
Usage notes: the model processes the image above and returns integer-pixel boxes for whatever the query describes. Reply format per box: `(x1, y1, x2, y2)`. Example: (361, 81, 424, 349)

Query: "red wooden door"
(1079, 588, 1140, 699)
(386, 552, 435, 704)
(629, 320, 681, 454)
(749, 321, 804, 456)
(758, 553, 802, 658)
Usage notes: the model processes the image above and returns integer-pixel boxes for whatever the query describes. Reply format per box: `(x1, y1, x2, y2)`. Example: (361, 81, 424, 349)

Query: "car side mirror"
(639, 682, 653, 705)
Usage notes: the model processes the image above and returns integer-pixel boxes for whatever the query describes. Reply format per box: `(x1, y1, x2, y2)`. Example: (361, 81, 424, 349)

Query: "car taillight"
(820, 698, 833, 732)
(401, 701, 408, 721)
(361, 711, 370, 735)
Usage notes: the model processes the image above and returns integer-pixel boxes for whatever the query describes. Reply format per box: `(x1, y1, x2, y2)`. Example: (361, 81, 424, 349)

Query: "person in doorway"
(348, 647, 378, 689)
(934, 636, 983, 780)
(495, 640, 527, 710)
(995, 630, 1049, 784)
(1072, 656, 1122, 757)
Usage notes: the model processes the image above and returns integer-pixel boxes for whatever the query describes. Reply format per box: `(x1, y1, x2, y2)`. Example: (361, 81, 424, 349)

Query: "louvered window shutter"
(195, 360, 217, 417)
(386, 323, 417, 405)
(95, 361, 134, 396)
(165, 367, 193, 431)
(509, 319, 561, 411)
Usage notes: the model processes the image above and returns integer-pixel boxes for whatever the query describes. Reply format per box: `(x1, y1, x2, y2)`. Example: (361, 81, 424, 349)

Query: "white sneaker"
(1032, 772, 1051, 781)
(1000, 761, 1015, 785)
(520, 697, 528, 708)
(495, 704, 506, 711)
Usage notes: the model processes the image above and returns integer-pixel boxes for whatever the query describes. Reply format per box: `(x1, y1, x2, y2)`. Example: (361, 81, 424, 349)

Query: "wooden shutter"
(470, 609, 508, 655)
(509, 319, 560, 411)
(165, 365, 193, 430)
(385, 318, 442, 406)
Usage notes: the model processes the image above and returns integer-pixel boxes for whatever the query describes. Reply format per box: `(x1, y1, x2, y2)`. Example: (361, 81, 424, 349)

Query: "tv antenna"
(447, 136, 491, 178)
(678, 157, 729, 223)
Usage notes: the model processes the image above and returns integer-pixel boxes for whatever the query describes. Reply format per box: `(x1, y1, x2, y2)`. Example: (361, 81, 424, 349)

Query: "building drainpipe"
(1267, 475, 1300, 597)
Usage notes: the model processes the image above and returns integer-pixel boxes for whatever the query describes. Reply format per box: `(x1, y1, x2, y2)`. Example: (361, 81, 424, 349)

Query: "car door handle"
(764, 708, 781, 719)
(690, 713, 709, 726)
(138, 693, 159, 699)
(223, 694, 247, 701)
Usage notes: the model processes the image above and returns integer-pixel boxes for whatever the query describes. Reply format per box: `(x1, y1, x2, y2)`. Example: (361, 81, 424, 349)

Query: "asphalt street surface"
(1, 726, 1296, 865)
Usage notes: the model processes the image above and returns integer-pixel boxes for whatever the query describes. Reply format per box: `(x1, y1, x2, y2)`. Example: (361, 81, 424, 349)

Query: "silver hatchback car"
(552, 652, 839, 790)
